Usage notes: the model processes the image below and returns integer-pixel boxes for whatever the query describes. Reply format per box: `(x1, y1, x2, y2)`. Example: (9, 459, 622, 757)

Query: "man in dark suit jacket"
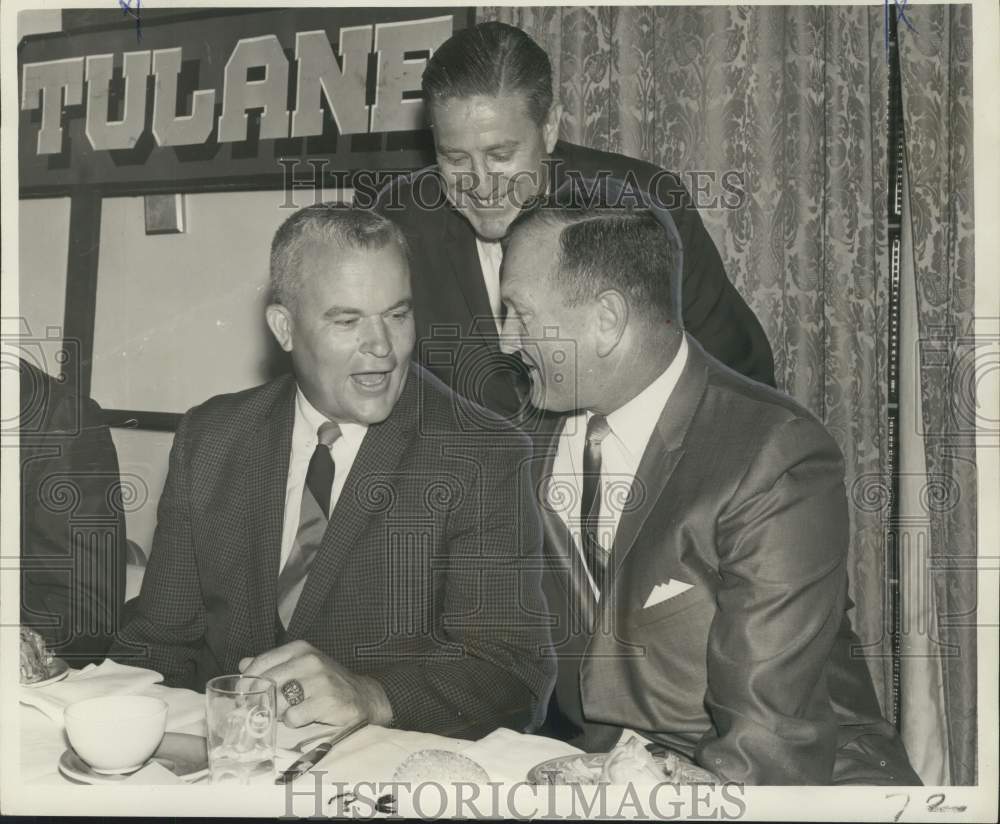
(19, 358, 127, 666)
(111, 206, 553, 738)
(499, 201, 920, 784)
(373, 21, 774, 419)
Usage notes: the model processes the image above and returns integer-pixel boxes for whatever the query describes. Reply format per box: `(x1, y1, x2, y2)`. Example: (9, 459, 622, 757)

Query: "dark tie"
(580, 414, 611, 595)
(276, 421, 341, 630)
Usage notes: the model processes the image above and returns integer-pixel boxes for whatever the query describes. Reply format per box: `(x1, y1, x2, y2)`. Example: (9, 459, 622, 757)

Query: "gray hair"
(269, 204, 409, 308)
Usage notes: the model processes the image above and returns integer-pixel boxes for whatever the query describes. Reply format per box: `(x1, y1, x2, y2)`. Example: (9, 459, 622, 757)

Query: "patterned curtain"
(898, 5, 977, 786)
(479, 4, 976, 784)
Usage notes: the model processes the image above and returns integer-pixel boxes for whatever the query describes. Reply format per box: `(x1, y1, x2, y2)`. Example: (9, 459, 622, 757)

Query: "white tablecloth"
(18, 665, 580, 788)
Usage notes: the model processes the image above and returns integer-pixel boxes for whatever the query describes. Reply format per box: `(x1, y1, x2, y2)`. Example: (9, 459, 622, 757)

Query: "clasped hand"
(238, 640, 393, 728)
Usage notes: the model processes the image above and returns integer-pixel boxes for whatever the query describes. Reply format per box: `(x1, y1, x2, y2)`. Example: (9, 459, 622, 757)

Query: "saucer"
(22, 658, 69, 689)
(58, 732, 209, 784)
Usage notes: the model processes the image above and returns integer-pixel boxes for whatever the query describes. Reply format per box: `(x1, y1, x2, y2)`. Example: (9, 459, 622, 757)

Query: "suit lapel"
(608, 337, 709, 584)
(245, 377, 296, 653)
(286, 367, 419, 638)
(442, 203, 499, 345)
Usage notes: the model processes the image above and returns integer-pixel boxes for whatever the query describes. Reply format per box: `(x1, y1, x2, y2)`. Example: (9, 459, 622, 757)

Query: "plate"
(527, 751, 718, 785)
(58, 732, 209, 784)
(21, 657, 69, 689)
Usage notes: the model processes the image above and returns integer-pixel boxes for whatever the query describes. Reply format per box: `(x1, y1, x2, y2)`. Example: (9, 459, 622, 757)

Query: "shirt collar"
(597, 334, 689, 463)
(294, 386, 368, 449)
(475, 237, 502, 262)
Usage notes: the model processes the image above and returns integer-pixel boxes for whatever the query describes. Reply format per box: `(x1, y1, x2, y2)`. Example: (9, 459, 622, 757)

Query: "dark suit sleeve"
(696, 418, 847, 783)
(668, 186, 776, 387)
(108, 412, 206, 688)
(21, 392, 127, 665)
(367, 438, 555, 738)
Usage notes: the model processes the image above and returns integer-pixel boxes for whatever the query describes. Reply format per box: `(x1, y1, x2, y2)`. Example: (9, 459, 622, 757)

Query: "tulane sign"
(18, 7, 471, 195)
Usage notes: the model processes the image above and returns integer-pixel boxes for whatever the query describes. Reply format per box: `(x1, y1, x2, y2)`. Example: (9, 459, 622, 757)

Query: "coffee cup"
(64, 695, 168, 774)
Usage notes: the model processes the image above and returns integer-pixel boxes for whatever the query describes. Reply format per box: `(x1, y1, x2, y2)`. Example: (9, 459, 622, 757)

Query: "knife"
(275, 719, 368, 784)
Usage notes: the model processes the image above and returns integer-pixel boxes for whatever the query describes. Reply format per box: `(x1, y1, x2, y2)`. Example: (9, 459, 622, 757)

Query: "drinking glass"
(205, 674, 277, 784)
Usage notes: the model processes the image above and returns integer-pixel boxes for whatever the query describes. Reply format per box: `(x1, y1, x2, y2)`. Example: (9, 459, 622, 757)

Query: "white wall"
(92, 191, 302, 412)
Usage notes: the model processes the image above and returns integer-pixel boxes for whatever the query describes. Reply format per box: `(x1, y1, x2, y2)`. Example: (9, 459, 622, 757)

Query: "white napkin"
(281, 724, 470, 785)
(298, 726, 582, 785)
(460, 728, 583, 784)
(144, 683, 207, 734)
(19, 660, 163, 725)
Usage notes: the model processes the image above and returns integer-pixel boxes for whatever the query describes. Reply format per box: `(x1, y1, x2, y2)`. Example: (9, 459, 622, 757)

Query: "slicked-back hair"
(507, 203, 682, 327)
(269, 204, 409, 309)
(422, 21, 554, 124)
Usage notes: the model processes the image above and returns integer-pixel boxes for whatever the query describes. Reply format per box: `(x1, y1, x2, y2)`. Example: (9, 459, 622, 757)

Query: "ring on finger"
(281, 678, 306, 707)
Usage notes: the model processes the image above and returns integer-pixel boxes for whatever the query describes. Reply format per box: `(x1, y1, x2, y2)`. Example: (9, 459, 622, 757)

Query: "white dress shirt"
(278, 388, 368, 573)
(547, 335, 689, 598)
(475, 237, 504, 332)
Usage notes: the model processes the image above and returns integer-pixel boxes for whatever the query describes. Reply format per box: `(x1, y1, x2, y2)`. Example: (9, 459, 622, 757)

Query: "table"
(18, 662, 581, 789)
(15, 664, 736, 821)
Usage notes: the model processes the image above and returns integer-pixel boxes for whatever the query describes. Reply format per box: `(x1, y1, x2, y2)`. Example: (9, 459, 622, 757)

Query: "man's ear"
(543, 102, 562, 154)
(594, 290, 628, 358)
(265, 304, 294, 353)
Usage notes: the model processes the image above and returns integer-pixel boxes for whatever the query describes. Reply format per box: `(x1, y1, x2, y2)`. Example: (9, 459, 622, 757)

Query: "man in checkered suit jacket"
(110, 205, 554, 739)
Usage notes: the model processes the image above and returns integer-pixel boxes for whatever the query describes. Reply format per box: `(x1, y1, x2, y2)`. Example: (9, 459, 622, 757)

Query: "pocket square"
(643, 578, 694, 608)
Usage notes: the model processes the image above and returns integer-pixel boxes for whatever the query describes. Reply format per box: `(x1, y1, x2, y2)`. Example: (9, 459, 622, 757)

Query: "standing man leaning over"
(112, 206, 552, 738)
(499, 198, 920, 784)
(375, 21, 774, 419)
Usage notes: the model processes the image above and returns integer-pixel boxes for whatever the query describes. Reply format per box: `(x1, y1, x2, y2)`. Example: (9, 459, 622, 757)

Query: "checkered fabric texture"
(110, 364, 555, 739)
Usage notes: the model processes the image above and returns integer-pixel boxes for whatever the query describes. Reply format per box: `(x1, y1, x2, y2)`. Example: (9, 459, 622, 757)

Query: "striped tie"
(276, 421, 341, 630)
(580, 414, 610, 595)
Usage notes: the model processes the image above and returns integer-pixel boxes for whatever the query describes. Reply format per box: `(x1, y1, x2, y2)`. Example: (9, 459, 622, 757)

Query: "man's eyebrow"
(322, 299, 412, 318)
(322, 305, 362, 317)
(437, 139, 520, 154)
(484, 140, 520, 152)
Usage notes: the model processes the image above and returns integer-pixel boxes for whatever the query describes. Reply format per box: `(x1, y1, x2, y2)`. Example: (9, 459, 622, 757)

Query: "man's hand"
(238, 641, 393, 728)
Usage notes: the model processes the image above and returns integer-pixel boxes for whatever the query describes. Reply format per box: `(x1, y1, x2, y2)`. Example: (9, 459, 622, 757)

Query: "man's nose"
(498, 313, 521, 355)
(471, 159, 495, 200)
(359, 316, 391, 357)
